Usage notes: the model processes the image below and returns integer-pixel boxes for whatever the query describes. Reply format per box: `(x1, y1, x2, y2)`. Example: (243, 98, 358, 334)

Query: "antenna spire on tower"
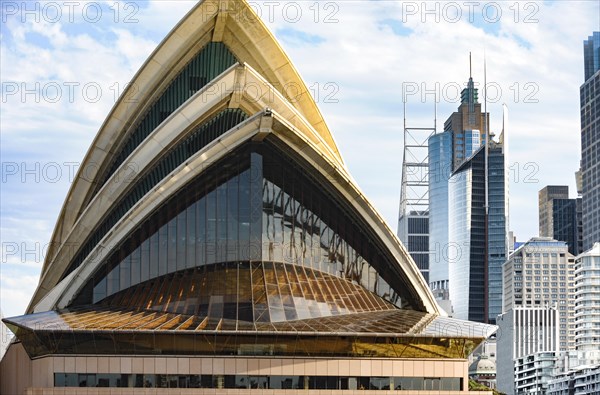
(469, 52, 472, 79)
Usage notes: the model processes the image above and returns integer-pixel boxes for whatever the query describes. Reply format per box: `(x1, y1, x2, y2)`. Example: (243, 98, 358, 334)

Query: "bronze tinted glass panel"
(74, 142, 424, 312)
(100, 263, 394, 323)
(4, 307, 489, 359)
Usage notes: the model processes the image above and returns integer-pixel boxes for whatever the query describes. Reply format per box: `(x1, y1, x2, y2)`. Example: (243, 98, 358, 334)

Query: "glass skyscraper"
(581, 32, 600, 250)
(428, 70, 507, 323)
(584, 32, 600, 81)
(539, 185, 583, 256)
(428, 132, 452, 292)
(487, 143, 508, 322)
(446, 141, 508, 323)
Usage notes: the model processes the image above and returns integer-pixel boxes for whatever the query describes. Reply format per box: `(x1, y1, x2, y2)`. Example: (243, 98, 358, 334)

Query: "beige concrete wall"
(1, 342, 32, 395)
(1, 342, 484, 395)
(45, 356, 466, 378)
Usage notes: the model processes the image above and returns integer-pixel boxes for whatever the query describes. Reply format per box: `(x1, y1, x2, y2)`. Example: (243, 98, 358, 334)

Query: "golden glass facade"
(75, 144, 421, 313)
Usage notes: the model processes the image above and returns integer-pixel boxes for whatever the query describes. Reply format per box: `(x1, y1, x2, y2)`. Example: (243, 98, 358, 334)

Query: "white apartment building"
(503, 237, 575, 350)
(574, 242, 600, 366)
(497, 307, 559, 395)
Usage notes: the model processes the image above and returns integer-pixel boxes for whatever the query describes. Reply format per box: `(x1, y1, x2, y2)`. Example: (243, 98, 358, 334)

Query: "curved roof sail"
(5, 0, 497, 361)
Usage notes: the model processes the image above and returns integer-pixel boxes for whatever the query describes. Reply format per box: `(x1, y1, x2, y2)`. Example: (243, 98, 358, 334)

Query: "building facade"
(442, 72, 489, 170)
(539, 186, 569, 237)
(502, 238, 576, 351)
(497, 307, 559, 395)
(428, 131, 453, 294)
(0, 1, 495, 394)
(428, 70, 508, 324)
(547, 30, 600, 395)
(544, 243, 600, 395)
(428, 71, 487, 300)
(468, 355, 496, 390)
(548, 366, 600, 395)
(581, 32, 600, 251)
(447, 140, 508, 324)
(574, 242, 600, 367)
(514, 352, 557, 395)
(538, 185, 583, 256)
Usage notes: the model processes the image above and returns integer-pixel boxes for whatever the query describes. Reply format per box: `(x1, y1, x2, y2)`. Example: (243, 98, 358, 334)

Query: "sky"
(1, 0, 599, 319)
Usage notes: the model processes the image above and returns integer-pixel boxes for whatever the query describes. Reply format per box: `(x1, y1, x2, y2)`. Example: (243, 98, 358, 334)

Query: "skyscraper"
(581, 32, 600, 250)
(443, 63, 489, 170)
(428, 65, 508, 324)
(428, 131, 452, 293)
(540, 186, 570, 234)
(584, 32, 600, 81)
(539, 185, 583, 255)
(428, 62, 488, 308)
(447, 138, 508, 324)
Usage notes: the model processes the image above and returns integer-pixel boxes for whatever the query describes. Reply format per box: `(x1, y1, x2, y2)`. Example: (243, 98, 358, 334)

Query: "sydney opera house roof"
(3, 0, 494, 365)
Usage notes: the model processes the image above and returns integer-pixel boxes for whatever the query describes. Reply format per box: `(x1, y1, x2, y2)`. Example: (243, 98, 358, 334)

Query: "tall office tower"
(398, 115, 435, 283)
(502, 238, 576, 350)
(428, 131, 452, 295)
(428, 63, 491, 306)
(581, 32, 600, 250)
(539, 186, 582, 255)
(497, 306, 559, 395)
(443, 63, 489, 170)
(447, 136, 508, 324)
(584, 32, 600, 81)
(539, 186, 569, 234)
(574, 242, 600, 367)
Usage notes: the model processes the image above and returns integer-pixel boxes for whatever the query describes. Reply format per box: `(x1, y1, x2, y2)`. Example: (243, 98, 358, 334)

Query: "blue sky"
(1, 0, 599, 319)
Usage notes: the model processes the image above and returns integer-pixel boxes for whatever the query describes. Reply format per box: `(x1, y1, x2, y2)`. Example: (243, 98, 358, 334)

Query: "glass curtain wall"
(74, 142, 423, 317)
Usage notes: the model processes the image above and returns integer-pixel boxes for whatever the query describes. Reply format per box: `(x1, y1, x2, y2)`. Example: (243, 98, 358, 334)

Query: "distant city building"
(546, 243, 600, 395)
(574, 242, 600, 367)
(507, 231, 517, 255)
(428, 65, 508, 324)
(514, 352, 558, 395)
(581, 32, 600, 251)
(442, 68, 489, 170)
(469, 355, 496, 390)
(502, 237, 576, 350)
(428, 131, 452, 293)
(428, 61, 487, 298)
(538, 185, 583, 255)
(548, 366, 600, 395)
(447, 137, 508, 324)
(547, 31, 600, 395)
(583, 31, 600, 81)
(539, 185, 568, 235)
(497, 307, 559, 395)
